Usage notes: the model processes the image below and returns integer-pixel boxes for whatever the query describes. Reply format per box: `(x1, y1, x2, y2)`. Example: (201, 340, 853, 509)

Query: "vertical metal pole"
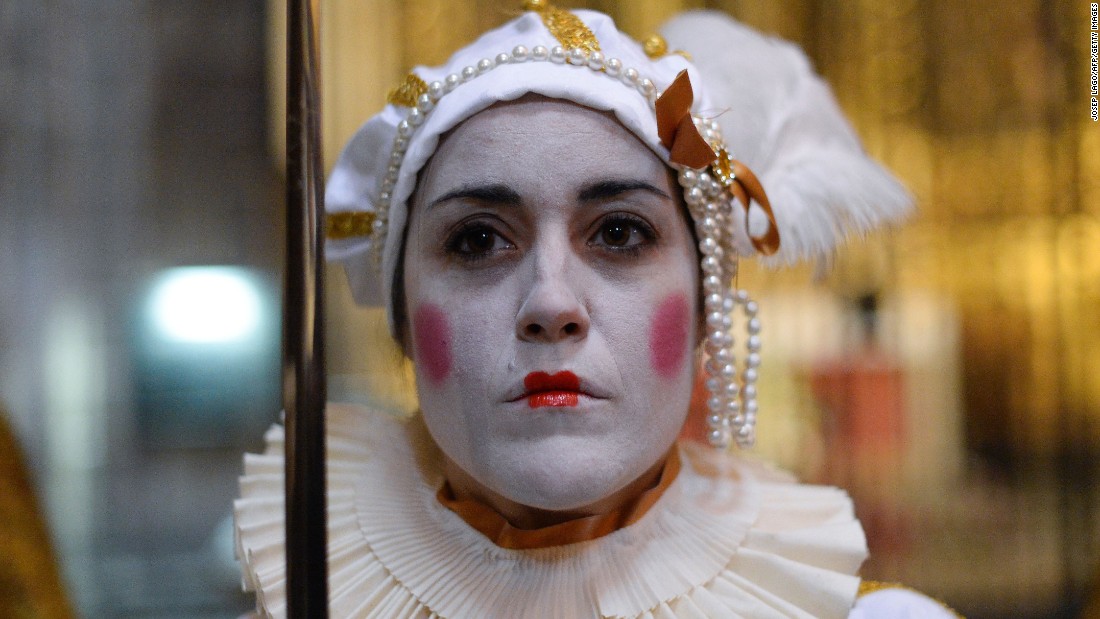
(285, 0, 327, 616)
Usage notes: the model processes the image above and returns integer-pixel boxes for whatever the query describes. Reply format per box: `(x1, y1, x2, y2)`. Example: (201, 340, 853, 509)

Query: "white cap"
(325, 5, 912, 314)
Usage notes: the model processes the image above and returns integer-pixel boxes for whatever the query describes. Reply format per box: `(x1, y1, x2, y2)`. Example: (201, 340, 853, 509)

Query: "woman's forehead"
(471, 93, 615, 122)
(421, 97, 668, 191)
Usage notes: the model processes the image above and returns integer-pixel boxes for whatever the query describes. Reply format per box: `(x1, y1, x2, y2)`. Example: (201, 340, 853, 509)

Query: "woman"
(236, 4, 959, 617)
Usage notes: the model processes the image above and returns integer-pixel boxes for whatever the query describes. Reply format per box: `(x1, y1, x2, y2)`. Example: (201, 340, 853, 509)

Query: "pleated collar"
(235, 403, 868, 618)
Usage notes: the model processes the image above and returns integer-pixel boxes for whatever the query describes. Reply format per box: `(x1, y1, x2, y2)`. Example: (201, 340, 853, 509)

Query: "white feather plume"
(661, 11, 914, 264)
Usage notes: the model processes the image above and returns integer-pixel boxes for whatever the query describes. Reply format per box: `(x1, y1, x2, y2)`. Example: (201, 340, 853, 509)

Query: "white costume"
(235, 405, 958, 618)
(238, 4, 961, 617)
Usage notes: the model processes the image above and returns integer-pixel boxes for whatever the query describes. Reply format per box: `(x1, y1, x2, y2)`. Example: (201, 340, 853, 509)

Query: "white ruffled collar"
(235, 403, 867, 618)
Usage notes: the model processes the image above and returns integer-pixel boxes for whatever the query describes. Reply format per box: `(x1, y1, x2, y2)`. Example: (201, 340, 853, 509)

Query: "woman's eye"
(591, 216, 655, 250)
(446, 224, 512, 259)
(600, 222, 632, 246)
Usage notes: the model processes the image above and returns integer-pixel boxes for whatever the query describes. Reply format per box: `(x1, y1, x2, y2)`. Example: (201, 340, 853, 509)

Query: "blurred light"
(149, 267, 263, 343)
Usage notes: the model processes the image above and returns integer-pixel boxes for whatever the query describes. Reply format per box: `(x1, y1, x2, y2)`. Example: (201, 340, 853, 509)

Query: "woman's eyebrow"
(578, 179, 671, 202)
(429, 184, 521, 209)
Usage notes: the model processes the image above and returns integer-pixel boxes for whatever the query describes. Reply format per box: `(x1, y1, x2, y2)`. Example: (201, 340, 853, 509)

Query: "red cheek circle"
(649, 293, 691, 379)
(412, 304, 453, 386)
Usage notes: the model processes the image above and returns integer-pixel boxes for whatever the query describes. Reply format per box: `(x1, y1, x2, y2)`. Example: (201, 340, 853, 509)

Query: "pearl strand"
(681, 162, 762, 449)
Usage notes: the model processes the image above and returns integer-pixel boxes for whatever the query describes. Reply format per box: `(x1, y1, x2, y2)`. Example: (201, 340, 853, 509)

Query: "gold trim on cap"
(386, 73, 428, 108)
(643, 32, 691, 60)
(643, 34, 668, 58)
(327, 212, 376, 239)
(525, 1, 600, 52)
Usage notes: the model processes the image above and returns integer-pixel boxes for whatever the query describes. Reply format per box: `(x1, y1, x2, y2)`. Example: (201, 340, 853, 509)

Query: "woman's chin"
(428, 408, 681, 519)
(493, 473, 621, 513)
(478, 441, 653, 514)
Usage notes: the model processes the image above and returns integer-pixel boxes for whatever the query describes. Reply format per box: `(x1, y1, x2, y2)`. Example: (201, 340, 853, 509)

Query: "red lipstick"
(523, 371, 581, 408)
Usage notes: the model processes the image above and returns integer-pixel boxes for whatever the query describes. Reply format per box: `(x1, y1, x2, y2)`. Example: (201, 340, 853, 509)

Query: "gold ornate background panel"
(280, 0, 1096, 529)
(264, 0, 1100, 608)
(264, 0, 1100, 460)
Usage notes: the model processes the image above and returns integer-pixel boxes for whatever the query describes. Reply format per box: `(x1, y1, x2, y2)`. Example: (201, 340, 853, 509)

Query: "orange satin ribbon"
(656, 70, 716, 168)
(716, 151, 781, 256)
(656, 70, 781, 256)
(436, 449, 682, 549)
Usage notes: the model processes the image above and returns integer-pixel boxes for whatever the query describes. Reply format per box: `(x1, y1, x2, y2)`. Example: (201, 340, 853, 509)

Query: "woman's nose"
(515, 260, 590, 343)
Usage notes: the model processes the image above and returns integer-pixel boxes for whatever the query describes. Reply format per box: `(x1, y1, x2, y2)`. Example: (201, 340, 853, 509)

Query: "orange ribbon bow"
(655, 70, 781, 256)
(656, 70, 716, 168)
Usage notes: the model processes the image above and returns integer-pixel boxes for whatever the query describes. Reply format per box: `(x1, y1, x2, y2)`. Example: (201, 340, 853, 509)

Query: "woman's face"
(403, 98, 699, 513)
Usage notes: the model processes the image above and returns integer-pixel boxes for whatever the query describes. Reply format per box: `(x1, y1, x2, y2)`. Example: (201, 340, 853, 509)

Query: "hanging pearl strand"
(682, 118, 761, 449)
(682, 167, 732, 449)
(374, 43, 760, 449)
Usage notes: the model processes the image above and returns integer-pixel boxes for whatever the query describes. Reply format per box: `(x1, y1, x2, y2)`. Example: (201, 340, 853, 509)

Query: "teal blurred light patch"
(135, 266, 280, 448)
(149, 267, 265, 344)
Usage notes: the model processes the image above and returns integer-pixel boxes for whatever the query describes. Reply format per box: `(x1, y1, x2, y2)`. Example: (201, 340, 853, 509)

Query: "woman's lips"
(522, 371, 581, 408)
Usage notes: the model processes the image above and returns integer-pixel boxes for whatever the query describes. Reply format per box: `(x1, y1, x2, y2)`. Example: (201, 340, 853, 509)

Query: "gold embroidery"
(643, 34, 668, 59)
(712, 148, 735, 185)
(327, 212, 376, 239)
(857, 581, 966, 618)
(524, 0, 600, 52)
(386, 73, 428, 108)
(858, 580, 901, 596)
(643, 33, 692, 60)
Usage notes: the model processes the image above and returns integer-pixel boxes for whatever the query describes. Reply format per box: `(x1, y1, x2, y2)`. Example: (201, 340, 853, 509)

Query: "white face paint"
(402, 98, 699, 522)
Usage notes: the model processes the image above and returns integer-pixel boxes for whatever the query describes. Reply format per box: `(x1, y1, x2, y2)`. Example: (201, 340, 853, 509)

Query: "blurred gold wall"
(270, 0, 1100, 460)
